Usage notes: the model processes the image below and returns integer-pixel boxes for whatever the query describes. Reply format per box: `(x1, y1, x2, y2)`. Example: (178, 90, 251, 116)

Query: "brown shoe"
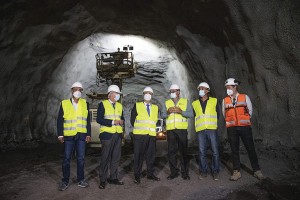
(254, 170, 265, 180)
(230, 170, 241, 181)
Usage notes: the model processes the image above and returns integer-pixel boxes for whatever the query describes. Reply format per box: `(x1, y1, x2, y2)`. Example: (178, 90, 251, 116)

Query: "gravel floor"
(0, 143, 299, 200)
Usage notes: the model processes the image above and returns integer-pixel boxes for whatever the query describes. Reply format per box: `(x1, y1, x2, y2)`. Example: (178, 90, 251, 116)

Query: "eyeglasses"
(72, 88, 83, 92)
(169, 90, 179, 93)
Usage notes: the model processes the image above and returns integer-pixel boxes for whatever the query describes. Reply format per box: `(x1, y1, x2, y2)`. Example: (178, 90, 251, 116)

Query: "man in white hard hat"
(192, 82, 220, 181)
(57, 81, 91, 191)
(222, 78, 264, 181)
(161, 84, 193, 180)
(130, 86, 160, 184)
(97, 85, 125, 189)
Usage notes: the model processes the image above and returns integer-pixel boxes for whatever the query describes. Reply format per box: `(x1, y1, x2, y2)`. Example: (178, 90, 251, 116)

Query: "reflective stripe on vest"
(62, 98, 88, 136)
(165, 98, 188, 130)
(99, 100, 123, 134)
(104, 115, 121, 119)
(224, 94, 251, 128)
(192, 97, 218, 132)
(133, 102, 158, 136)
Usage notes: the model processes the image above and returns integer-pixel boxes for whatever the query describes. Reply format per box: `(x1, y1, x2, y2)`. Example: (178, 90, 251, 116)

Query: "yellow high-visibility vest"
(99, 100, 123, 134)
(133, 102, 158, 136)
(192, 97, 218, 132)
(165, 98, 188, 130)
(62, 98, 88, 136)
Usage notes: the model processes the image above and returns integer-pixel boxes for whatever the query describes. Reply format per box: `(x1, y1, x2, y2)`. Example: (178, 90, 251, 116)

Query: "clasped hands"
(58, 136, 91, 143)
(114, 120, 124, 125)
(167, 106, 182, 114)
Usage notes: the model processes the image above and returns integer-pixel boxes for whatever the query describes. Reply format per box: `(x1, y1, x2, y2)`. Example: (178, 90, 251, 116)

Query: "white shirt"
(144, 102, 151, 112)
(71, 98, 78, 110)
(222, 93, 253, 118)
(108, 99, 116, 125)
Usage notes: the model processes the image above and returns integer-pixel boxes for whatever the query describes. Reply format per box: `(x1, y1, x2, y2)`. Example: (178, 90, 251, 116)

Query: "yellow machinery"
(87, 45, 166, 147)
(87, 45, 137, 147)
(87, 45, 137, 99)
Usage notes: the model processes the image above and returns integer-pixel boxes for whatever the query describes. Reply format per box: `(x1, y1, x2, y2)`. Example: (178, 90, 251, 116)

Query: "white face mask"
(170, 92, 177, 99)
(114, 94, 120, 101)
(227, 89, 233, 96)
(73, 91, 81, 99)
(199, 90, 206, 97)
(144, 93, 152, 101)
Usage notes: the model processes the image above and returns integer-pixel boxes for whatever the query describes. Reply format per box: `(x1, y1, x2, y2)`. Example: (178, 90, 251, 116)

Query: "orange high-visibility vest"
(224, 94, 251, 128)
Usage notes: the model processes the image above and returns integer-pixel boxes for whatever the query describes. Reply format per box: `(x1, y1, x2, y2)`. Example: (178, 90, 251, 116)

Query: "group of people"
(57, 78, 264, 191)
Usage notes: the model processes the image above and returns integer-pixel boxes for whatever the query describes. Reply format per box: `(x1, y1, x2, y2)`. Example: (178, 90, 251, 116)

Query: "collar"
(199, 96, 209, 102)
(230, 92, 239, 100)
(172, 97, 180, 104)
(72, 98, 79, 104)
(108, 99, 115, 104)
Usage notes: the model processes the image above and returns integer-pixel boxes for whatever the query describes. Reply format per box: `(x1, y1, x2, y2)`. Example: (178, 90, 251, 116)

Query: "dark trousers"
(227, 126, 260, 171)
(133, 134, 156, 178)
(62, 133, 86, 184)
(99, 134, 122, 182)
(167, 129, 189, 176)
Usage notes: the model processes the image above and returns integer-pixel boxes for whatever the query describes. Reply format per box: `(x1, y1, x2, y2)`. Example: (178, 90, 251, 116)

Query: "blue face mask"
(199, 90, 205, 97)
(114, 94, 120, 101)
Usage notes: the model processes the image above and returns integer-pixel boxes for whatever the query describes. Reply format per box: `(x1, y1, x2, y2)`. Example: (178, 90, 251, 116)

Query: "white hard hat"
(169, 84, 180, 90)
(225, 78, 240, 86)
(143, 86, 153, 94)
(107, 85, 122, 94)
(197, 82, 210, 90)
(71, 82, 83, 89)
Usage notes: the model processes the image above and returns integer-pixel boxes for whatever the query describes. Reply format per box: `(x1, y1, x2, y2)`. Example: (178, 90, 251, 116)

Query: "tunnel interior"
(1, 0, 300, 150)
(0, 0, 300, 199)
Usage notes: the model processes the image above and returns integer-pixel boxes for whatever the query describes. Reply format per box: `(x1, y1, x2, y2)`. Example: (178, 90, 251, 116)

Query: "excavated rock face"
(0, 0, 299, 148)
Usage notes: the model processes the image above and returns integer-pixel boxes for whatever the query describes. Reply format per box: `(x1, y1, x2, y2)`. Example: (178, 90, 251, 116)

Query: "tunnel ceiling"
(0, 0, 300, 149)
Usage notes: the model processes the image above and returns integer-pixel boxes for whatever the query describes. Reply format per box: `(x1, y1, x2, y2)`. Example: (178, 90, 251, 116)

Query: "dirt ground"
(0, 141, 299, 200)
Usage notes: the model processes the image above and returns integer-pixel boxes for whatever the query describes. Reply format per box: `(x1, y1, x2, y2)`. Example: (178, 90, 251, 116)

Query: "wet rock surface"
(0, 0, 300, 149)
(1, 0, 300, 198)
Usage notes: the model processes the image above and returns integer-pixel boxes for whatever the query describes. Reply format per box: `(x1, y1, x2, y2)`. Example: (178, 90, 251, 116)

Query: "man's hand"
(86, 136, 91, 143)
(167, 107, 182, 114)
(58, 136, 64, 143)
(114, 120, 124, 125)
(173, 107, 182, 114)
(167, 107, 175, 114)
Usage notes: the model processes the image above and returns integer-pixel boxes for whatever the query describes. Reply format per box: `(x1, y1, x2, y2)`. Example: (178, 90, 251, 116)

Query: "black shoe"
(141, 170, 147, 177)
(99, 182, 106, 189)
(147, 175, 160, 181)
(167, 173, 179, 180)
(107, 178, 124, 185)
(134, 177, 141, 184)
(182, 175, 190, 180)
(58, 182, 69, 191)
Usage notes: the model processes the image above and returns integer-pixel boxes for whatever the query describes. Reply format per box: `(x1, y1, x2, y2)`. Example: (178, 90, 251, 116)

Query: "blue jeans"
(62, 133, 86, 184)
(197, 130, 220, 173)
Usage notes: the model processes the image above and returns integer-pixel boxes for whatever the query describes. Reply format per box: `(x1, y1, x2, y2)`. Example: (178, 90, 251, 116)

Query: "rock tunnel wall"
(0, 0, 299, 148)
